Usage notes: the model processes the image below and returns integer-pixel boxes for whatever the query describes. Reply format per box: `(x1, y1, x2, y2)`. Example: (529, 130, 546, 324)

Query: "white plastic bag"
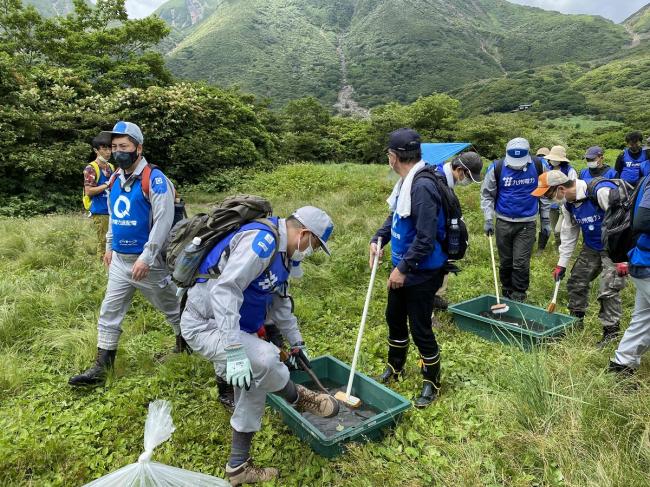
(84, 400, 229, 487)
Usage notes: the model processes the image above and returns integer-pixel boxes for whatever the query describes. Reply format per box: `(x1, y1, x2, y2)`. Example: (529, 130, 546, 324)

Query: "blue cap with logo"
(108, 121, 144, 145)
(292, 206, 334, 255)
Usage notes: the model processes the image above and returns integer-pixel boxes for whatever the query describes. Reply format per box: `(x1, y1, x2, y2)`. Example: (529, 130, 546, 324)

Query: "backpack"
(584, 176, 640, 263)
(82, 161, 114, 210)
(413, 166, 469, 261)
(108, 163, 187, 226)
(166, 195, 277, 288)
(493, 157, 545, 198)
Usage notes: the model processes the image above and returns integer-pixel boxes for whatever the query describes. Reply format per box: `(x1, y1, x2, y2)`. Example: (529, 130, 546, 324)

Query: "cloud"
(507, 0, 648, 23)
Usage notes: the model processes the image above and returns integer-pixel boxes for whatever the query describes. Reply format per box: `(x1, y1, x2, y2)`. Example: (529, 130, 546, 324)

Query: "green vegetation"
(1, 163, 648, 486)
(625, 3, 650, 36)
(161, 0, 630, 107)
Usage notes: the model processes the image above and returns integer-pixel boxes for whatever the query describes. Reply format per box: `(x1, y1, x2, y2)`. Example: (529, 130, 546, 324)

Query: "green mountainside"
(625, 3, 650, 36)
(160, 0, 630, 107)
(23, 0, 90, 16)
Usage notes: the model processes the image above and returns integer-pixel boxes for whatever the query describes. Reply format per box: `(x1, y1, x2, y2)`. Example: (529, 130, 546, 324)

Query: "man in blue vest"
(69, 121, 185, 387)
(432, 151, 483, 311)
(84, 132, 114, 259)
(580, 146, 616, 182)
(481, 137, 550, 302)
(615, 131, 649, 186)
(531, 171, 627, 346)
(180, 206, 338, 485)
(610, 176, 650, 376)
(370, 128, 448, 409)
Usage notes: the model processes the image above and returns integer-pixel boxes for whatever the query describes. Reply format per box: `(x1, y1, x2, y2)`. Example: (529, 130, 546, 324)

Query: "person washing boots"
(480, 137, 550, 302)
(543, 145, 577, 248)
(180, 206, 338, 486)
(530, 171, 627, 346)
(69, 121, 187, 387)
(370, 128, 448, 408)
(432, 151, 483, 311)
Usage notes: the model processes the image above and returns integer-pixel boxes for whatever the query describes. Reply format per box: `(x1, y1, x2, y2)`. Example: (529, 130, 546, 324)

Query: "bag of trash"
(84, 400, 229, 487)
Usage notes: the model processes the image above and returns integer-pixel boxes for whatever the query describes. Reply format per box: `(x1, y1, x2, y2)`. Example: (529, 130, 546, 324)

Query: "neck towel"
(387, 160, 425, 218)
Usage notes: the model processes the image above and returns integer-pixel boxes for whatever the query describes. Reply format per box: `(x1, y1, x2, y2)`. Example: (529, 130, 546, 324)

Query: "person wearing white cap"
(480, 137, 550, 302)
(69, 121, 187, 387)
(530, 171, 627, 346)
(543, 145, 577, 248)
(179, 206, 338, 485)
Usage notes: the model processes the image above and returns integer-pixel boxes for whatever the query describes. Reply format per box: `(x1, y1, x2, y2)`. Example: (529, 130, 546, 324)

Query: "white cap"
(292, 206, 334, 255)
(505, 137, 531, 166)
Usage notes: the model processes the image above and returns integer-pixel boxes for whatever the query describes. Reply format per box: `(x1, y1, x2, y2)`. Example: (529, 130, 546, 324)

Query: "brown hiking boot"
(294, 384, 339, 418)
(226, 458, 278, 486)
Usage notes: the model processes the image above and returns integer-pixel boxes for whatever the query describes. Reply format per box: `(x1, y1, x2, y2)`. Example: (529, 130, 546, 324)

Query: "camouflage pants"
(567, 246, 627, 327)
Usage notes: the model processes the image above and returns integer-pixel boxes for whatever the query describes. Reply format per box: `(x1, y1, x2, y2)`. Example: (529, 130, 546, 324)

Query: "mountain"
(159, 0, 631, 108)
(23, 0, 84, 16)
(624, 3, 650, 37)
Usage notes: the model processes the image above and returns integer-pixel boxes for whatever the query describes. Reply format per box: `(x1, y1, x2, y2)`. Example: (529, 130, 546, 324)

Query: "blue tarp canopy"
(421, 142, 471, 166)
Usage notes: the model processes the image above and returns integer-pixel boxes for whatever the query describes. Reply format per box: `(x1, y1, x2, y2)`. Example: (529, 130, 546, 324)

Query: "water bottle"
(447, 218, 460, 258)
(173, 237, 203, 288)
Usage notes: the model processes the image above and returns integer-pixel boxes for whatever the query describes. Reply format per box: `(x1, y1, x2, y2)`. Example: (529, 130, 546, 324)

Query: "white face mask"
(549, 159, 561, 167)
(97, 155, 109, 163)
(291, 232, 314, 262)
(586, 161, 599, 169)
(508, 160, 527, 170)
(457, 176, 472, 186)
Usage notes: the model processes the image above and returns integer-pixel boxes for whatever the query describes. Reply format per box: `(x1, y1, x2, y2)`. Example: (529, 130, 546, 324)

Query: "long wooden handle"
(488, 234, 501, 305)
(345, 237, 382, 398)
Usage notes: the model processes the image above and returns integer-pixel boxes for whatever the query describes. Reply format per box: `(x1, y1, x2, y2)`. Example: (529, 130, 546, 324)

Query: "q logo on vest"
(113, 195, 131, 219)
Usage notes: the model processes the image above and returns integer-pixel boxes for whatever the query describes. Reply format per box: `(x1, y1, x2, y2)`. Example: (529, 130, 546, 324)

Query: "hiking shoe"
(217, 376, 235, 413)
(597, 324, 620, 349)
(432, 295, 448, 311)
(68, 348, 116, 387)
(226, 458, 278, 486)
(294, 384, 339, 418)
(174, 334, 192, 354)
(608, 360, 636, 377)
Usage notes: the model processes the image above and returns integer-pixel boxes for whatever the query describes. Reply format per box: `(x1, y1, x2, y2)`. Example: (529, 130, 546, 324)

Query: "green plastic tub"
(449, 294, 577, 349)
(266, 355, 411, 458)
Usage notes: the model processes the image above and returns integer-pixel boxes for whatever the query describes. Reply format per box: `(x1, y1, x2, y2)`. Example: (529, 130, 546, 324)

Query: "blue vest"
(579, 166, 616, 183)
(109, 176, 152, 254)
(565, 181, 615, 251)
(629, 178, 650, 267)
(549, 162, 574, 209)
(197, 218, 289, 334)
(390, 189, 447, 271)
(90, 164, 111, 215)
(619, 149, 649, 185)
(495, 161, 540, 218)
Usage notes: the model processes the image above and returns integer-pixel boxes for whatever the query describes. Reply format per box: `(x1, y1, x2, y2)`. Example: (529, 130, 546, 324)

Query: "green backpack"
(166, 194, 275, 288)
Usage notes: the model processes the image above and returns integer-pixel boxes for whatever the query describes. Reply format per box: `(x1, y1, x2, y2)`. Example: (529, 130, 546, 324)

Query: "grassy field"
(0, 163, 649, 486)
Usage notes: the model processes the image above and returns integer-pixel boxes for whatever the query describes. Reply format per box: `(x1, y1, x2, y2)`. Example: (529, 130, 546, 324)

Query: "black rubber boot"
(68, 348, 116, 387)
(432, 295, 448, 311)
(570, 311, 585, 329)
(377, 338, 408, 384)
(415, 354, 440, 409)
(174, 334, 192, 354)
(597, 324, 620, 348)
(608, 360, 636, 377)
(217, 376, 235, 412)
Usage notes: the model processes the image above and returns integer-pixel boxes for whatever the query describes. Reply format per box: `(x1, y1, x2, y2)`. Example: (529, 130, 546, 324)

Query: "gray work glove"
(541, 218, 552, 238)
(484, 220, 494, 237)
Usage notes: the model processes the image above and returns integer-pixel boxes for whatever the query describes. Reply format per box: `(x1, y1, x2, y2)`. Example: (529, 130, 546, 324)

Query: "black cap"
(387, 128, 421, 152)
(453, 151, 483, 182)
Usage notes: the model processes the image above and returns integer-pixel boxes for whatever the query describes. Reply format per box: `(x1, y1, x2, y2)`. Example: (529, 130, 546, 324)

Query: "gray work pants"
(496, 219, 536, 300)
(181, 305, 290, 433)
(567, 246, 627, 327)
(97, 252, 181, 350)
(613, 276, 650, 368)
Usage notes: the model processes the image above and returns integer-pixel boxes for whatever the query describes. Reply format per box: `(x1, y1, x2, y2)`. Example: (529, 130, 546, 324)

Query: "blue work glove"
(225, 344, 252, 390)
(484, 220, 494, 236)
(286, 342, 310, 370)
(541, 218, 552, 238)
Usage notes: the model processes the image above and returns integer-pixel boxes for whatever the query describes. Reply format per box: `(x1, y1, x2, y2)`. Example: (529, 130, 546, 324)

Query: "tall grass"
(0, 164, 648, 486)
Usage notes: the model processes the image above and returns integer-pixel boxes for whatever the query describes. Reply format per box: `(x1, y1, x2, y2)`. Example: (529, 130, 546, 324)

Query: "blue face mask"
(112, 150, 139, 169)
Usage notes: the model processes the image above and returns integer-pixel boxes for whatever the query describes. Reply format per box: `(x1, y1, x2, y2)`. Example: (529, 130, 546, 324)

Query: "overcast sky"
(507, 0, 648, 23)
(121, 1, 648, 22)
